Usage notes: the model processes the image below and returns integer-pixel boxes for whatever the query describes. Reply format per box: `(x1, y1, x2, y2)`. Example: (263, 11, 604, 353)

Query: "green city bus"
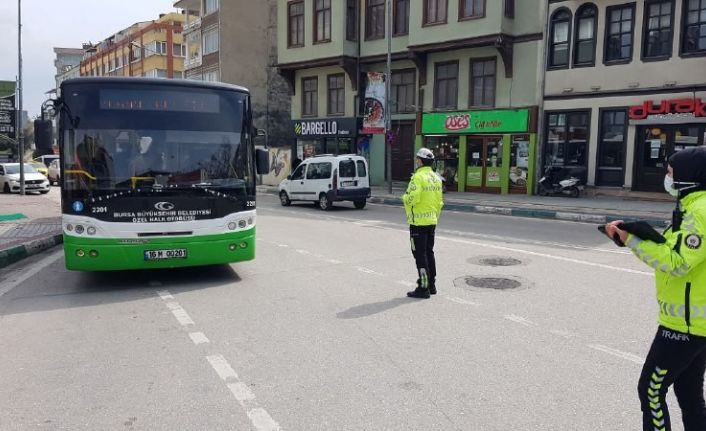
(55, 77, 267, 271)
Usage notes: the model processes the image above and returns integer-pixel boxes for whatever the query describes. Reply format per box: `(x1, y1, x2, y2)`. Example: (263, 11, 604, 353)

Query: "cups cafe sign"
(629, 98, 706, 123)
(422, 109, 530, 134)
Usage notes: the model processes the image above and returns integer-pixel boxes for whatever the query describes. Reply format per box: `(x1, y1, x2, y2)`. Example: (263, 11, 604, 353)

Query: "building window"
(130, 46, 141, 62)
(203, 69, 219, 82)
(302, 77, 318, 117)
(604, 4, 635, 63)
(643, 1, 674, 59)
(346, 0, 358, 41)
(574, 4, 597, 66)
(327, 74, 345, 115)
(366, 0, 385, 39)
(203, 28, 219, 55)
(597, 109, 627, 187)
(424, 0, 448, 25)
(683, 0, 706, 54)
(548, 9, 571, 68)
(544, 111, 590, 183)
(289, 1, 305, 47)
(314, 0, 332, 43)
(146, 69, 168, 78)
(460, 0, 484, 20)
(470, 58, 496, 108)
(173, 43, 185, 57)
(391, 69, 415, 113)
(394, 0, 410, 35)
(434, 62, 458, 110)
(203, 0, 218, 15)
(504, 0, 514, 19)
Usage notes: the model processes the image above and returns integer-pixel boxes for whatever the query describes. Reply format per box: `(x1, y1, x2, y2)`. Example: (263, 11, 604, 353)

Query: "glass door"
(466, 136, 503, 193)
(634, 127, 668, 192)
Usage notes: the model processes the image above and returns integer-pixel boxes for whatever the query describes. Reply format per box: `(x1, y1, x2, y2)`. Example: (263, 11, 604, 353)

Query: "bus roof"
(60, 77, 251, 95)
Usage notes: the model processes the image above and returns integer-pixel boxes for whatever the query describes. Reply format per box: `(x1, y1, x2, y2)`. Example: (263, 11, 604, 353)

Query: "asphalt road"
(0, 194, 681, 430)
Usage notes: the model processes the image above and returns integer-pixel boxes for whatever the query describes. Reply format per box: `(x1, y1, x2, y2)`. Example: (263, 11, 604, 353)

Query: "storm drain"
(465, 276, 522, 290)
(478, 257, 522, 267)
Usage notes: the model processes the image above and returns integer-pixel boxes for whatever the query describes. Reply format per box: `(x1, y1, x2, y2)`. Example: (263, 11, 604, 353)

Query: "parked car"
(28, 161, 49, 177)
(47, 158, 61, 185)
(278, 154, 370, 210)
(0, 163, 51, 194)
(34, 154, 59, 167)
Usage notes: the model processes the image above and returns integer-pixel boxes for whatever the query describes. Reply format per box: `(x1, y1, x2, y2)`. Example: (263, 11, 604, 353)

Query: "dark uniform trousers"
(638, 326, 706, 431)
(409, 225, 436, 289)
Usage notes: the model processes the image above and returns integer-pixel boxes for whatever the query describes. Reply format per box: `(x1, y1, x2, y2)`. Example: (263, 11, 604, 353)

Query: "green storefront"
(419, 107, 538, 195)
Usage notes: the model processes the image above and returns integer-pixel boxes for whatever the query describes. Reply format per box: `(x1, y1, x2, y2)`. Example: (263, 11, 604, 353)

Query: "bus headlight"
(238, 220, 247, 228)
(247, 217, 253, 225)
(66, 224, 74, 231)
(75, 225, 85, 234)
(87, 226, 96, 235)
(227, 222, 237, 230)
(76, 249, 85, 257)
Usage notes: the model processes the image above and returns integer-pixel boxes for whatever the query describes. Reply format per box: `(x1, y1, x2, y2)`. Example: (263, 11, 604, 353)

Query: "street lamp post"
(385, 0, 392, 194)
(17, 0, 25, 195)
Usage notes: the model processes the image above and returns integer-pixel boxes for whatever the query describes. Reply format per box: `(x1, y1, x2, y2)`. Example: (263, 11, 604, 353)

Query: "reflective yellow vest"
(627, 191, 706, 336)
(402, 166, 444, 226)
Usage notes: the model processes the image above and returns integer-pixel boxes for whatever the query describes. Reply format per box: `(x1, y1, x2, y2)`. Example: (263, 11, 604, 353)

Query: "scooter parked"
(538, 166, 583, 198)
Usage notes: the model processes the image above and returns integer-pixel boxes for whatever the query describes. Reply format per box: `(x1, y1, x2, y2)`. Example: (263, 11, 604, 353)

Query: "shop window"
(605, 4, 635, 63)
(597, 109, 627, 186)
(674, 126, 701, 150)
(433, 62, 458, 110)
(574, 4, 597, 66)
(426, 136, 459, 191)
(544, 111, 589, 183)
(509, 135, 529, 191)
(424, 0, 447, 25)
(643, 1, 674, 59)
(391, 69, 415, 113)
(460, 0, 485, 20)
(394, 0, 410, 35)
(366, 0, 385, 39)
(314, 0, 332, 43)
(289, 1, 305, 47)
(548, 8, 571, 68)
(302, 77, 318, 117)
(682, 0, 706, 54)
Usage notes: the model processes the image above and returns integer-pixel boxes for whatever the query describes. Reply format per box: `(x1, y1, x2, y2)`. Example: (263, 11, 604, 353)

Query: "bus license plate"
(144, 249, 188, 260)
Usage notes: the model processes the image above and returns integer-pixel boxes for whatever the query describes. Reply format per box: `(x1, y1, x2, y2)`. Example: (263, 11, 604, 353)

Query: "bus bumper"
(63, 229, 256, 271)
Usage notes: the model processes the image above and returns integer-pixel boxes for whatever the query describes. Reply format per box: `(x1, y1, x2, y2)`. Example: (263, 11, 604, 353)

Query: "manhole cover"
(478, 257, 522, 267)
(465, 276, 522, 290)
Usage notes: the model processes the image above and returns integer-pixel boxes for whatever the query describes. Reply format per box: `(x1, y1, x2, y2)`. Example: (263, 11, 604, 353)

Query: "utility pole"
(17, 0, 25, 195)
(385, 0, 392, 194)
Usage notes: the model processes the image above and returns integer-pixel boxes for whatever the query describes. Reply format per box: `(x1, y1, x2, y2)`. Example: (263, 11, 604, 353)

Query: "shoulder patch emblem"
(685, 234, 702, 250)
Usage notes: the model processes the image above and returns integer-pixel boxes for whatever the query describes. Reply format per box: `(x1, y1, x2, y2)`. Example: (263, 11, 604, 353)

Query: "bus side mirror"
(256, 149, 269, 175)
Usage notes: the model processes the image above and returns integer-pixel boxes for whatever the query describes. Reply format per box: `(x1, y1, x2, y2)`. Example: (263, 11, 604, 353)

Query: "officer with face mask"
(403, 148, 444, 299)
(604, 146, 706, 431)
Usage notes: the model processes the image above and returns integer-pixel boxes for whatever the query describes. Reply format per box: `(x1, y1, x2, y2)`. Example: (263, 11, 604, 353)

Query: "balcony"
(184, 56, 202, 69)
(183, 17, 201, 34)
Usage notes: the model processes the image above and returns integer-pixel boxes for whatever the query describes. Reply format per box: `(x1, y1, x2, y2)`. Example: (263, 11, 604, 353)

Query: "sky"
(0, 0, 178, 118)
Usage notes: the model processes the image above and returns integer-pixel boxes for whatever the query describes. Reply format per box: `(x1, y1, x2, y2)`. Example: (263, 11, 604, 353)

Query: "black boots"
(407, 287, 431, 299)
(414, 278, 437, 295)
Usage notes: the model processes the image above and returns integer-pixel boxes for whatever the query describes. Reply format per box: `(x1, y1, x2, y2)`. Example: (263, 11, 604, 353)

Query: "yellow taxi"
(29, 161, 48, 177)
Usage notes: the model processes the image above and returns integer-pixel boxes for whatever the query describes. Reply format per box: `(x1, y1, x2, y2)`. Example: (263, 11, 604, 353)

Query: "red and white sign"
(444, 114, 471, 131)
(629, 98, 706, 120)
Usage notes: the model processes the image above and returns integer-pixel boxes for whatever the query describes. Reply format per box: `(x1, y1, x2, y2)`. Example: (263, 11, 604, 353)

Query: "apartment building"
(277, 0, 546, 193)
(544, 0, 706, 193)
(79, 13, 188, 80)
(175, 0, 292, 176)
(53, 48, 83, 95)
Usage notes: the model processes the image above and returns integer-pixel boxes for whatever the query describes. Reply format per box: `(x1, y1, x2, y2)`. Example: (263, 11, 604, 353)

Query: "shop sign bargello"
(294, 120, 351, 136)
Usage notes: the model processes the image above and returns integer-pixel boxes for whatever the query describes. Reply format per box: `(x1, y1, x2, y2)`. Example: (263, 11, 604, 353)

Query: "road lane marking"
(396, 280, 417, 287)
(327, 259, 343, 264)
(165, 302, 195, 326)
(228, 382, 256, 402)
(0, 250, 62, 298)
(445, 296, 480, 306)
(357, 267, 382, 276)
(550, 329, 576, 339)
(188, 332, 210, 345)
(504, 314, 537, 327)
(247, 408, 282, 431)
(588, 344, 644, 365)
(206, 355, 239, 381)
(156, 290, 174, 300)
(295, 249, 310, 255)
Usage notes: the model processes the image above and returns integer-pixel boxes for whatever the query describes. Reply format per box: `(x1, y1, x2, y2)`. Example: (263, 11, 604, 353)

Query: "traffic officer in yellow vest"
(604, 146, 706, 431)
(403, 148, 444, 299)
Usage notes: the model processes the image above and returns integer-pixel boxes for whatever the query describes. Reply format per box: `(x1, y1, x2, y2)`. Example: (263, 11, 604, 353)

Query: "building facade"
(53, 48, 83, 95)
(175, 0, 292, 180)
(544, 0, 706, 194)
(79, 13, 188, 80)
(277, 0, 546, 193)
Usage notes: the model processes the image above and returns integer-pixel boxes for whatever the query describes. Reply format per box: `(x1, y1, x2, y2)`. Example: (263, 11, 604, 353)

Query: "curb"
(258, 189, 668, 227)
(0, 234, 63, 269)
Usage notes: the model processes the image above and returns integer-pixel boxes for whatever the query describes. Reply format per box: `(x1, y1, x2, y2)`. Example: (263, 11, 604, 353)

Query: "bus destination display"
(100, 90, 220, 113)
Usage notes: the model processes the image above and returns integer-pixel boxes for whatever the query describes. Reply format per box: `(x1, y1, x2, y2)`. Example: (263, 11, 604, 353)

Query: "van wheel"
(318, 193, 332, 211)
(354, 200, 366, 209)
(3, 183, 9, 193)
(279, 191, 291, 206)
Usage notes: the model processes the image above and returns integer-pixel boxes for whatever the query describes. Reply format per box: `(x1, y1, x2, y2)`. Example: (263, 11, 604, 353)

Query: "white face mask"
(664, 175, 679, 197)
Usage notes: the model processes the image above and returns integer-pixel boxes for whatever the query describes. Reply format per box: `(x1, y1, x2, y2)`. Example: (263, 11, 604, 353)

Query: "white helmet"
(416, 148, 434, 160)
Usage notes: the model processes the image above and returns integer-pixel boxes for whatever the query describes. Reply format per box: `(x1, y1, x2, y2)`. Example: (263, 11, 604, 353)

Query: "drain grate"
(478, 257, 522, 267)
(465, 276, 522, 290)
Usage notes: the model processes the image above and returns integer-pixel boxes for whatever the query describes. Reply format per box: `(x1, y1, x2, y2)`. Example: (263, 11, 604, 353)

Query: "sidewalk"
(259, 184, 675, 227)
(0, 191, 62, 269)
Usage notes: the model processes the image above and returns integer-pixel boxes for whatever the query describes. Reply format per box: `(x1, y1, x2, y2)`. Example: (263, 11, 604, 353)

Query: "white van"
(278, 154, 370, 210)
